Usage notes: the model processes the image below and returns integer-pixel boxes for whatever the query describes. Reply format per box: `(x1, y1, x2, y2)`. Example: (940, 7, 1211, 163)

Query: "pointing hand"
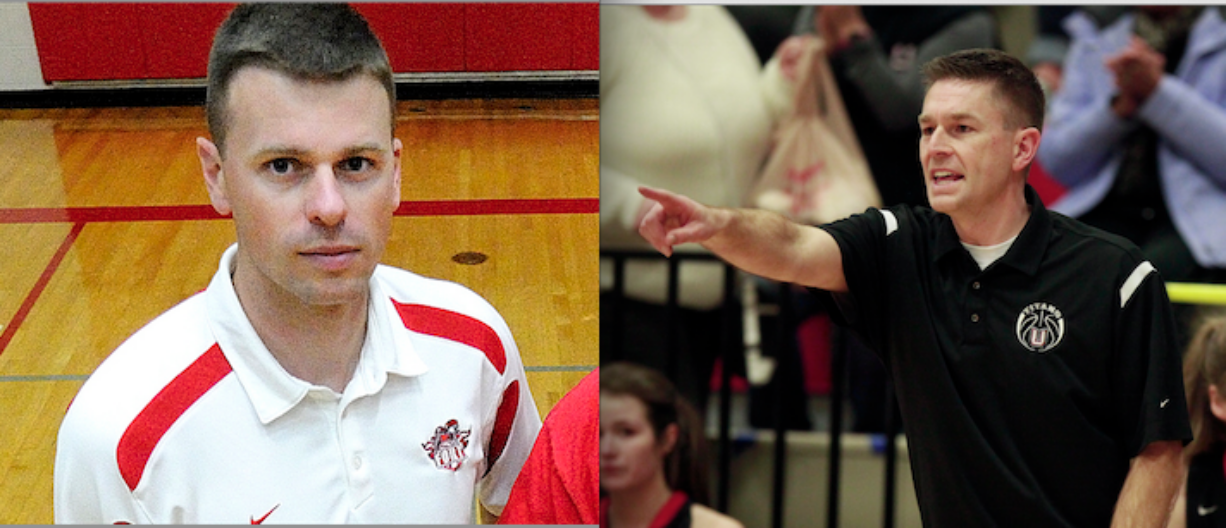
(637, 186, 726, 257)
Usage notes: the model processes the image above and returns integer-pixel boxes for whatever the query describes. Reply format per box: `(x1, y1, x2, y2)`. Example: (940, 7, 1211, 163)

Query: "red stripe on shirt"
(599, 491, 689, 528)
(116, 344, 233, 491)
(392, 301, 506, 374)
(486, 380, 519, 473)
(649, 491, 690, 528)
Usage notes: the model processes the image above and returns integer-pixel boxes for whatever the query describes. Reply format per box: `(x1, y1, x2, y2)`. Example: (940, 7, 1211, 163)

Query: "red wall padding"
(29, 4, 147, 81)
(571, 3, 600, 71)
(466, 4, 573, 72)
(355, 3, 465, 73)
(28, 3, 599, 82)
(141, 3, 237, 79)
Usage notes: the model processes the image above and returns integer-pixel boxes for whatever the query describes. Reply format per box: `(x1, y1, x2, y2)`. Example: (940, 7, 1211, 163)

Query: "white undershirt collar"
(961, 234, 1019, 271)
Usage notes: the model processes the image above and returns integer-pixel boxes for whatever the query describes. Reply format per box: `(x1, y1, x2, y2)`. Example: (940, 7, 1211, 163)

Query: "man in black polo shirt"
(637, 49, 1190, 527)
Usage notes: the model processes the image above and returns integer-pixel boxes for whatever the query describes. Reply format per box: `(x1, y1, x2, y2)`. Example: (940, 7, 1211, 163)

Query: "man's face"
(918, 79, 1021, 218)
(198, 67, 401, 308)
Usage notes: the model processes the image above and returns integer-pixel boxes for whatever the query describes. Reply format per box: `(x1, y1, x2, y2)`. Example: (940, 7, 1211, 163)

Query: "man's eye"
(341, 157, 374, 172)
(268, 159, 296, 174)
(921, 127, 934, 136)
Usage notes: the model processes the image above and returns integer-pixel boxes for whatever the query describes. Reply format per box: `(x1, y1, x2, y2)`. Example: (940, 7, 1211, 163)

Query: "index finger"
(638, 186, 685, 209)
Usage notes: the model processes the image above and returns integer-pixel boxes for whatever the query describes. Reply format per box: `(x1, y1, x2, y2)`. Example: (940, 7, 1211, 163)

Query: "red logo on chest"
(422, 419, 471, 471)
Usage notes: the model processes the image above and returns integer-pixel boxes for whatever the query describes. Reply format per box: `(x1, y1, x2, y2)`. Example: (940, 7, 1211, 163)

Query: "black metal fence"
(602, 250, 903, 528)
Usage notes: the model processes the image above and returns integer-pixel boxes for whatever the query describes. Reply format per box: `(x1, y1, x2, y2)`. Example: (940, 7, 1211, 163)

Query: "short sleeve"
(812, 207, 895, 355)
(477, 317, 544, 516)
(1111, 260, 1193, 456)
(55, 396, 152, 524)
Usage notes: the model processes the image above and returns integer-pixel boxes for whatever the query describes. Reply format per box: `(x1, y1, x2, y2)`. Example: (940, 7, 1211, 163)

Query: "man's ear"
(391, 137, 403, 208)
(197, 137, 231, 216)
(1012, 127, 1041, 173)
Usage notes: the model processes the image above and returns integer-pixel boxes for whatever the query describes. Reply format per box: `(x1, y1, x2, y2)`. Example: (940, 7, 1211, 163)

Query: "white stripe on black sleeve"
(1119, 261, 1156, 308)
(880, 210, 898, 236)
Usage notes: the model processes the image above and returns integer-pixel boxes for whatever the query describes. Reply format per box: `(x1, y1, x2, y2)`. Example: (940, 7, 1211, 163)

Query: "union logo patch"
(422, 419, 471, 471)
(1015, 302, 1065, 353)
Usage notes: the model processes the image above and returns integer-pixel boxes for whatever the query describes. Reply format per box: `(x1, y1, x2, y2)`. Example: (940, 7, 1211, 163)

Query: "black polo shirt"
(817, 185, 1191, 527)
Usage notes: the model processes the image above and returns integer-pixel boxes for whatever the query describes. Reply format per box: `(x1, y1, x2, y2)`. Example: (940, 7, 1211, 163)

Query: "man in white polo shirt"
(53, 4, 540, 524)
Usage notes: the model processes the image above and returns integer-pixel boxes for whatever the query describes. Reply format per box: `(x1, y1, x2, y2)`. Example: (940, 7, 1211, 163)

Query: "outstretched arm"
(1111, 440, 1183, 528)
(1166, 471, 1186, 528)
(637, 186, 847, 291)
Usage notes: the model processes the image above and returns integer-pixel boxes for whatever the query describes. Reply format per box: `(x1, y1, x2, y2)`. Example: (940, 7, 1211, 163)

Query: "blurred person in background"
(1023, 6, 1130, 100)
(600, 362, 742, 528)
(1039, 6, 1226, 344)
(726, 6, 805, 66)
(600, 5, 798, 414)
(1170, 315, 1226, 528)
(1026, 6, 1079, 98)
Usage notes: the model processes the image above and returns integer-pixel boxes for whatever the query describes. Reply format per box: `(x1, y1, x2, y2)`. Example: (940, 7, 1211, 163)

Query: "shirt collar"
(932, 185, 1052, 276)
(350, 269, 430, 398)
(204, 244, 429, 425)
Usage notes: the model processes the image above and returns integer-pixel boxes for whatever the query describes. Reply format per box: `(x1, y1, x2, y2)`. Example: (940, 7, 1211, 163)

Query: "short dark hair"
(205, 3, 395, 154)
(922, 48, 1045, 130)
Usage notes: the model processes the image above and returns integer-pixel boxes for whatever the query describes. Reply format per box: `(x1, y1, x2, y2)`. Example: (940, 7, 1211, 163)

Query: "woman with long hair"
(600, 362, 741, 528)
(1170, 315, 1226, 528)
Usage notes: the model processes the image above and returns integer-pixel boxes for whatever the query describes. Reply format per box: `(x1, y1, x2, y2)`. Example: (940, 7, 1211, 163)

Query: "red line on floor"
(0, 222, 85, 357)
(394, 198, 598, 216)
(0, 205, 226, 224)
(0, 199, 598, 224)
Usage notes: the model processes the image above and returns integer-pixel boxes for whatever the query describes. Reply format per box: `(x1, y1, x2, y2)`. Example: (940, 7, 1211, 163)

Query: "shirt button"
(353, 456, 363, 470)
(972, 281, 981, 290)
(971, 313, 980, 323)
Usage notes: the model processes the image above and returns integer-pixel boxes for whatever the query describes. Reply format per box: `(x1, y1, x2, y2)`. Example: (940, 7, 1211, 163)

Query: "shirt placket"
(338, 398, 374, 510)
(965, 275, 989, 347)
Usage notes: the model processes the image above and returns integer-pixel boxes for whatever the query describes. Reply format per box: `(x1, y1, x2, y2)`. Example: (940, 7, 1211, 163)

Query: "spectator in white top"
(599, 5, 796, 411)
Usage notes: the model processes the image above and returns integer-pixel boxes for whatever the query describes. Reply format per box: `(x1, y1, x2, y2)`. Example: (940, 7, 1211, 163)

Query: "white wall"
(0, 3, 49, 91)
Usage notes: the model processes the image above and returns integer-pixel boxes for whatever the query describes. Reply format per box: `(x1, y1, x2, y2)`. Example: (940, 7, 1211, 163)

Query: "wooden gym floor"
(0, 98, 599, 523)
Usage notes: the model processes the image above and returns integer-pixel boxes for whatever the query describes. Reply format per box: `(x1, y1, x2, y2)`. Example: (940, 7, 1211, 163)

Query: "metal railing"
(602, 250, 792, 527)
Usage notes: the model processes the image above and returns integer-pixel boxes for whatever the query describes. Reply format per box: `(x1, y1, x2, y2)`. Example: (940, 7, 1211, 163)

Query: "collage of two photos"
(2, 3, 1226, 527)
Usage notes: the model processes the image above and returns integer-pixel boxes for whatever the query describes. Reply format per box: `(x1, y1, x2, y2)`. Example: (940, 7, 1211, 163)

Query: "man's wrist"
(710, 206, 735, 234)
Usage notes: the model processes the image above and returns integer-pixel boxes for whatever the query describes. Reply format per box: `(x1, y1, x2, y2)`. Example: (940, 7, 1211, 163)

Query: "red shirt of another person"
(499, 369, 599, 524)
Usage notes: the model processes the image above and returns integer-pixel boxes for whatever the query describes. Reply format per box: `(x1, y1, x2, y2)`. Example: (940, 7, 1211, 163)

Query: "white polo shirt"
(54, 244, 541, 524)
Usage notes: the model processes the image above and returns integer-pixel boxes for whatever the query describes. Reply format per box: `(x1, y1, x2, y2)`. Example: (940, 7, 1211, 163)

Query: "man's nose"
(305, 167, 347, 227)
(923, 128, 954, 161)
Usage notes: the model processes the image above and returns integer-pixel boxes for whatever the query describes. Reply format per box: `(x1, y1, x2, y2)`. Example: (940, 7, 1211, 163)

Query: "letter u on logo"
(1028, 328, 1048, 348)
